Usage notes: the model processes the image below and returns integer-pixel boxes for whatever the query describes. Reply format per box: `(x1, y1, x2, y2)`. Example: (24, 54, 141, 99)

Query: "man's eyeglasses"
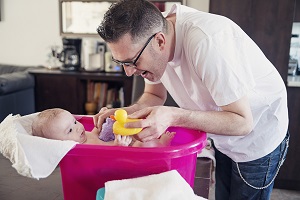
(112, 33, 158, 68)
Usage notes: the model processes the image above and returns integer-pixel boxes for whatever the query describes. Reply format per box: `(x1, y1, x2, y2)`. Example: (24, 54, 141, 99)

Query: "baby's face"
(46, 110, 87, 143)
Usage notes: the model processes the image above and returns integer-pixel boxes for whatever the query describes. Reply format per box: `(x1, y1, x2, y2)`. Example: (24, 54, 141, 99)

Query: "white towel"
(104, 170, 207, 200)
(0, 113, 77, 179)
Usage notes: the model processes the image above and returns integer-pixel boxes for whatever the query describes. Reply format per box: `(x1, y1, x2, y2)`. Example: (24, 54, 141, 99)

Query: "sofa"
(0, 64, 36, 122)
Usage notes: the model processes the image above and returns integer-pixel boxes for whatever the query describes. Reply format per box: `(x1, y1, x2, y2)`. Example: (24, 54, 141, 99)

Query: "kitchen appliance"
(58, 38, 82, 71)
(105, 51, 123, 73)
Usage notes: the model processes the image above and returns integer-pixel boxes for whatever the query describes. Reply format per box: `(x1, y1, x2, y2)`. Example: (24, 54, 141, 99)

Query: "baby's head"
(32, 108, 87, 143)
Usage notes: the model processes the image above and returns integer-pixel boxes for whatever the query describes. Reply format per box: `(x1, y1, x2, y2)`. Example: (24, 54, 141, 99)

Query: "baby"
(32, 108, 132, 146)
(32, 108, 175, 147)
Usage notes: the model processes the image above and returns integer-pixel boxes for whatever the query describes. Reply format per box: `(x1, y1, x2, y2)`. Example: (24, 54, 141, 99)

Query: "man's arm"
(130, 82, 167, 110)
(174, 95, 253, 136)
(93, 82, 167, 129)
(128, 96, 253, 141)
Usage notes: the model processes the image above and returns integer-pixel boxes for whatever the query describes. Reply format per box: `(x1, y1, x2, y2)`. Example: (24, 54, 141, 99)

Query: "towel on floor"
(104, 170, 207, 200)
(0, 113, 77, 179)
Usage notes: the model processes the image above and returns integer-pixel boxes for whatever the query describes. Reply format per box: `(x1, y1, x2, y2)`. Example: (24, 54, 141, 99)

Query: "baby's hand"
(113, 134, 132, 146)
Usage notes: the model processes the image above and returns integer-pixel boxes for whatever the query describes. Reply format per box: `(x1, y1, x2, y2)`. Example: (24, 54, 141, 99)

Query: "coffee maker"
(58, 38, 82, 71)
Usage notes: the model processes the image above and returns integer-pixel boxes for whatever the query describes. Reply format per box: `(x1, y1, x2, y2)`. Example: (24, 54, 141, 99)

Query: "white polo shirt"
(147, 4, 288, 162)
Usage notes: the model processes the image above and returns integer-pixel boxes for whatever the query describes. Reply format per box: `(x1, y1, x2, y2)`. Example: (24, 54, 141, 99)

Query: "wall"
(0, 0, 62, 66)
(187, 0, 209, 12)
(0, 0, 209, 66)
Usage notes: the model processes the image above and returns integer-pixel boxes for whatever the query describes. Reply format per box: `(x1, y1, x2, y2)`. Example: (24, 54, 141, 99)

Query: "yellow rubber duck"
(110, 109, 142, 136)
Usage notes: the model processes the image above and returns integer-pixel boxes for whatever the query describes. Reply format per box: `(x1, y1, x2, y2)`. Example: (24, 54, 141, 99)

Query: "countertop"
(287, 75, 300, 87)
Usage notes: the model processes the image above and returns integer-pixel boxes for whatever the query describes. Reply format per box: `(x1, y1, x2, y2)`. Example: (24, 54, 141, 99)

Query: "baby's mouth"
(80, 130, 85, 137)
(80, 131, 87, 144)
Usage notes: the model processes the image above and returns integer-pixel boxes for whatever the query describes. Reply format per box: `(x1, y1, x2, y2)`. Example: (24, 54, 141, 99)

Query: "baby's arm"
(132, 131, 175, 147)
(86, 128, 131, 146)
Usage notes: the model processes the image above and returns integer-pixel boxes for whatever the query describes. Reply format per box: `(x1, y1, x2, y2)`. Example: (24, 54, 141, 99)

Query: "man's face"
(46, 110, 87, 143)
(108, 33, 169, 82)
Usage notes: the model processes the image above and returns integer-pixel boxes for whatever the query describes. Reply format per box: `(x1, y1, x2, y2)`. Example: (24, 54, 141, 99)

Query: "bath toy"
(110, 109, 142, 136)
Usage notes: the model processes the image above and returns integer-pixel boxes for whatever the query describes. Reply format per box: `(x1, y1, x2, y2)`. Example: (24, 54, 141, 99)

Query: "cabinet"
(275, 87, 300, 190)
(209, 0, 299, 190)
(294, 0, 300, 22)
(29, 69, 133, 114)
(209, 0, 294, 81)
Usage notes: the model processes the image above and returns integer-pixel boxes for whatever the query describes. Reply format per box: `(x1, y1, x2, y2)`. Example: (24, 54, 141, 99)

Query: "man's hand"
(93, 107, 117, 131)
(125, 106, 175, 142)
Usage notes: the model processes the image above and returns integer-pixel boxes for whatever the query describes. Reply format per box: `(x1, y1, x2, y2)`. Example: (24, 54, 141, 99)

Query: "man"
(94, 0, 289, 199)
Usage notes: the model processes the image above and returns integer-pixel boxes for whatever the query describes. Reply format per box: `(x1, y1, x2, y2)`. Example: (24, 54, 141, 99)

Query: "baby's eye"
(69, 128, 72, 133)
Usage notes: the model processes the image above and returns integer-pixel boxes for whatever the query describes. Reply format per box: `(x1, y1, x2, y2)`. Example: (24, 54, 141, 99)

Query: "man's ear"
(155, 32, 166, 51)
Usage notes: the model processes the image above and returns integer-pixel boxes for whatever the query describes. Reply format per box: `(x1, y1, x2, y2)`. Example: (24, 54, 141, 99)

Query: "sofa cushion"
(0, 64, 32, 75)
(0, 64, 35, 95)
(0, 72, 34, 95)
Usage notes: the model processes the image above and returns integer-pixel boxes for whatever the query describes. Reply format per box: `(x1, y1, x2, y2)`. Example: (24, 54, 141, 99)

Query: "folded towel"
(104, 170, 207, 200)
(0, 113, 77, 179)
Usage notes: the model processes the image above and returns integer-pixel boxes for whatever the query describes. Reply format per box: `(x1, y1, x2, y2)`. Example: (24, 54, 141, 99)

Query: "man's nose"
(123, 65, 136, 76)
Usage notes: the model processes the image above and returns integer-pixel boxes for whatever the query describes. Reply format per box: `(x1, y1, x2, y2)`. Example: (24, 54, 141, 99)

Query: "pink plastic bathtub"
(59, 116, 207, 200)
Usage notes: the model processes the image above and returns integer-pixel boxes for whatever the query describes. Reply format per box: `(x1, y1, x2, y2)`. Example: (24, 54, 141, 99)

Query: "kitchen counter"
(287, 75, 300, 87)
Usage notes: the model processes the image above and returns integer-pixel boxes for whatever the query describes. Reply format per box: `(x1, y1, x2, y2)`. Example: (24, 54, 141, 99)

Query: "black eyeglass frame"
(111, 33, 158, 68)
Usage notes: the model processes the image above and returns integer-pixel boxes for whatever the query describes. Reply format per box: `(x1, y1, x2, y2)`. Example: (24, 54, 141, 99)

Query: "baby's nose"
(76, 123, 84, 132)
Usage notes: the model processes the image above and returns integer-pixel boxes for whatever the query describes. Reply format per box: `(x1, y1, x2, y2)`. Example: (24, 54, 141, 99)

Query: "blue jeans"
(214, 132, 289, 200)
